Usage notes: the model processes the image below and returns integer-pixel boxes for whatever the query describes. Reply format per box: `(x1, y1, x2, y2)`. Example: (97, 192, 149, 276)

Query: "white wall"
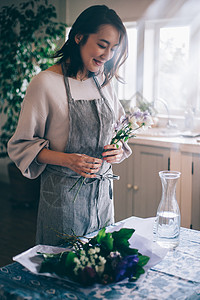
(66, 0, 154, 24)
(66, 0, 199, 25)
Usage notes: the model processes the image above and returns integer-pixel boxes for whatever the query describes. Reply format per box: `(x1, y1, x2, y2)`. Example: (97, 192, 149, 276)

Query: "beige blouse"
(8, 70, 132, 179)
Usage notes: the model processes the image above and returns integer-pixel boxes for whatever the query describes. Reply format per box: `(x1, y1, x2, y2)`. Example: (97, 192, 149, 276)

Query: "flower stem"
(69, 176, 83, 192)
(72, 177, 86, 202)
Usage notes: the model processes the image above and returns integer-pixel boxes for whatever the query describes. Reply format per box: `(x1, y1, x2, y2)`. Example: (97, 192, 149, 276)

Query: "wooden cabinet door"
(113, 144, 170, 221)
(112, 153, 133, 222)
(132, 144, 170, 218)
(191, 154, 200, 230)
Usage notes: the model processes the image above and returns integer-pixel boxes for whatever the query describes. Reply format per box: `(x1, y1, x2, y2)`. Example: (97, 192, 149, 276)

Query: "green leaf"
(124, 136, 129, 142)
(112, 228, 135, 246)
(65, 251, 77, 268)
(138, 254, 150, 267)
(123, 247, 138, 255)
(101, 233, 114, 252)
(129, 265, 145, 282)
(112, 228, 135, 255)
(39, 251, 62, 274)
(90, 228, 114, 252)
(96, 227, 106, 244)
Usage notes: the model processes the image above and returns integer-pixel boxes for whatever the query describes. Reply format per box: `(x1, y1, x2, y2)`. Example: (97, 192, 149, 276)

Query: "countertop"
(129, 128, 200, 154)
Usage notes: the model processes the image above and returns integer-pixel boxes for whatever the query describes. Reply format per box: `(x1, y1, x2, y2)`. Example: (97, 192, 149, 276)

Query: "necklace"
(77, 71, 88, 82)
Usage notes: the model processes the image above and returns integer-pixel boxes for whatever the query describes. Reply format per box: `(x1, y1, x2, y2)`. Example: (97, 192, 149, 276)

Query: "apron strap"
(61, 62, 73, 103)
(93, 76, 115, 126)
(93, 76, 105, 100)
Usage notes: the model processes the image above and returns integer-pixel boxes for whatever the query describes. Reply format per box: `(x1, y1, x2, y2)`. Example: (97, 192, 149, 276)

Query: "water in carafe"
(155, 171, 181, 249)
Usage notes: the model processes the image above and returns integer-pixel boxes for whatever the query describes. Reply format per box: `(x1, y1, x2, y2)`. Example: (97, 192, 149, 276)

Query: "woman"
(8, 5, 132, 245)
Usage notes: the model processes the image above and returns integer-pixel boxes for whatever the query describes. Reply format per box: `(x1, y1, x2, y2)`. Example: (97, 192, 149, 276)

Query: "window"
(143, 21, 192, 116)
(116, 23, 137, 101)
(158, 26, 190, 112)
(119, 18, 200, 119)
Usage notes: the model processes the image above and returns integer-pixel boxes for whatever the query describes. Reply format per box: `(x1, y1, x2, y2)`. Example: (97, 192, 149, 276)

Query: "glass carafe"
(155, 170, 181, 249)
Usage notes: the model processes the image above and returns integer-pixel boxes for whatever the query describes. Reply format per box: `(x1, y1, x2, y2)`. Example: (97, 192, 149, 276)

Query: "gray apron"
(36, 64, 117, 245)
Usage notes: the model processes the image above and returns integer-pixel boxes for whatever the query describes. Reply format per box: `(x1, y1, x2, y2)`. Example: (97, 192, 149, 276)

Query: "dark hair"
(54, 5, 128, 86)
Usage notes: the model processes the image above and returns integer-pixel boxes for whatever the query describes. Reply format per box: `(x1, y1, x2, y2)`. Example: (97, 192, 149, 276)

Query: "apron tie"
(84, 165, 119, 229)
(95, 173, 120, 181)
(96, 164, 120, 181)
(83, 165, 120, 185)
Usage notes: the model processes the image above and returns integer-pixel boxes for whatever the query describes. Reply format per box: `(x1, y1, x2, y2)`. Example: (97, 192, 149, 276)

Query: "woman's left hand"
(102, 142, 123, 163)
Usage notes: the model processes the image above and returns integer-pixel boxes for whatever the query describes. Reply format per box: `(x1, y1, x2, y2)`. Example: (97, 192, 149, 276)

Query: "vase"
(154, 170, 181, 249)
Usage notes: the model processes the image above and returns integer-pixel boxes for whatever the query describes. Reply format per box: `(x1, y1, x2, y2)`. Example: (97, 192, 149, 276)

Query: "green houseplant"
(0, 0, 66, 206)
(0, 0, 66, 157)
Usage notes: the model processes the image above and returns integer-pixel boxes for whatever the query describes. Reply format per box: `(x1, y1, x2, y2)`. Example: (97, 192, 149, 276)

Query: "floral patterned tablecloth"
(0, 217, 200, 300)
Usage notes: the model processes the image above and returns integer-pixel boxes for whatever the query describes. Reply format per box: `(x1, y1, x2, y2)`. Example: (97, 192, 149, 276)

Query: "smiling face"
(75, 24, 120, 77)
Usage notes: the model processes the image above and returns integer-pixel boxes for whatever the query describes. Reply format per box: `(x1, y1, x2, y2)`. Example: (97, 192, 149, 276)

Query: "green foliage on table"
(0, 0, 67, 157)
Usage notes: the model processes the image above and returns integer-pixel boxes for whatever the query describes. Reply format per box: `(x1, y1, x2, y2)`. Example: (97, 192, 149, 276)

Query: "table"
(0, 217, 200, 299)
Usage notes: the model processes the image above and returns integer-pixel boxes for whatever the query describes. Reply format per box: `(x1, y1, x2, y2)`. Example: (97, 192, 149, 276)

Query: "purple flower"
(142, 111, 149, 120)
(114, 115, 129, 131)
(133, 111, 143, 119)
(115, 255, 139, 282)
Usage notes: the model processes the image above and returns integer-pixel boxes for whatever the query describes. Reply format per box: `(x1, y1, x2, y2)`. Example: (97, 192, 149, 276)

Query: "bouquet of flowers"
(39, 227, 150, 286)
(110, 107, 153, 146)
(69, 107, 153, 201)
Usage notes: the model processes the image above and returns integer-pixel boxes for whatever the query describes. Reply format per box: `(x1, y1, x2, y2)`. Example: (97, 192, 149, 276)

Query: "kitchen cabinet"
(170, 149, 200, 230)
(113, 139, 200, 230)
(112, 155, 133, 222)
(113, 144, 170, 222)
(191, 154, 200, 230)
(131, 144, 170, 218)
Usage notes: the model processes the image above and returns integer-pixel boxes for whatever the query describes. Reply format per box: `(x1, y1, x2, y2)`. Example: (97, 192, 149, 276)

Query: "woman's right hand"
(63, 153, 103, 178)
(37, 148, 102, 178)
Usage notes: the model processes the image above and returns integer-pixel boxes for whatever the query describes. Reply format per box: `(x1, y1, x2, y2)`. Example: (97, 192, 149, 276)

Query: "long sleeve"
(7, 71, 70, 178)
(8, 76, 50, 179)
